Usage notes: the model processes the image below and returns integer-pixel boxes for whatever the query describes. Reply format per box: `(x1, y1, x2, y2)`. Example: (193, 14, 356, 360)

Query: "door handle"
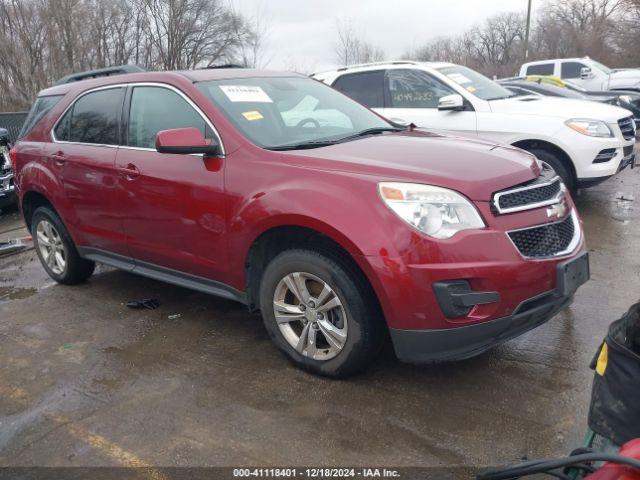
(119, 163, 140, 180)
(51, 151, 66, 166)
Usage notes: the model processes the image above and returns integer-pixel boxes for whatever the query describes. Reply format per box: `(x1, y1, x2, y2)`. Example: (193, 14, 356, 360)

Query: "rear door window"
(18, 95, 64, 139)
(332, 71, 384, 108)
(385, 69, 454, 108)
(526, 63, 555, 76)
(126, 86, 210, 149)
(55, 88, 125, 145)
(561, 62, 588, 79)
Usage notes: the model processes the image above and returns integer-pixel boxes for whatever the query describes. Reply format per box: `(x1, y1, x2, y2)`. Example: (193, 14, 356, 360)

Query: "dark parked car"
(11, 67, 589, 377)
(0, 128, 15, 210)
(499, 77, 640, 127)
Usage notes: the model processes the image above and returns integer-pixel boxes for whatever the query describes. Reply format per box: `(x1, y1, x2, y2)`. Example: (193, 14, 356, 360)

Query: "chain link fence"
(0, 112, 28, 144)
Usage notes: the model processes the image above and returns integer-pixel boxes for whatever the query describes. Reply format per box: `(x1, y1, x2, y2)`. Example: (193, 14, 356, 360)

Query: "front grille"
(624, 144, 635, 157)
(618, 116, 636, 141)
(508, 213, 576, 258)
(493, 173, 563, 214)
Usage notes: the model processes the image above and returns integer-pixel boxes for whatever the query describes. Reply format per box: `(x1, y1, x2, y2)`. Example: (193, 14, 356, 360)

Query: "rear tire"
(259, 249, 383, 378)
(528, 148, 575, 190)
(32, 206, 95, 284)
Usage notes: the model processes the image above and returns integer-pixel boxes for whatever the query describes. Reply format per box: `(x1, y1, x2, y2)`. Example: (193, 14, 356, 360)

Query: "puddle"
(611, 192, 635, 223)
(0, 286, 38, 301)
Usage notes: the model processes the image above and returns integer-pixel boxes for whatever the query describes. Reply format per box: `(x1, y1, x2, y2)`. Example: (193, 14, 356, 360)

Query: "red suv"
(12, 68, 589, 377)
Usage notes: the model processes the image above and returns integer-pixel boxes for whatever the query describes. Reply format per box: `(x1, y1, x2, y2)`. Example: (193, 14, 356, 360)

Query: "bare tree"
(0, 0, 259, 110)
(404, 37, 468, 65)
(234, 1, 272, 68)
(406, 0, 631, 78)
(141, 0, 250, 70)
(537, 0, 626, 60)
(334, 18, 385, 66)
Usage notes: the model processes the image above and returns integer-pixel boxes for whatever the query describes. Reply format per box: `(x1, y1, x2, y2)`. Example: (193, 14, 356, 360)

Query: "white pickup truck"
(313, 61, 636, 189)
(519, 57, 640, 92)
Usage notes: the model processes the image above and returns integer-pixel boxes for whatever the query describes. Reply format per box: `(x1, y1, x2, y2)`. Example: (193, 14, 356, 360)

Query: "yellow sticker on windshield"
(466, 86, 477, 93)
(242, 110, 264, 121)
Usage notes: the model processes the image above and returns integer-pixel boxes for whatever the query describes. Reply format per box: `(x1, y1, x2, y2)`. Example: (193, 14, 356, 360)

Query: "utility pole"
(524, 0, 533, 61)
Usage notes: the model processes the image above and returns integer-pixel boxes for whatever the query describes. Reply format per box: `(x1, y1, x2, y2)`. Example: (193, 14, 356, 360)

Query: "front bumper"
(390, 290, 573, 364)
(0, 170, 16, 209)
(576, 150, 636, 188)
(390, 249, 589, 364)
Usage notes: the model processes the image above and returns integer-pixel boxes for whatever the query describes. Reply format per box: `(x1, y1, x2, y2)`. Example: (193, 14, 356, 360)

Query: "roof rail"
(54, 65, 146, 85)
(335, 60, 418, 72)
(203, 64, 245, 69)
(311, 60, 419, 77)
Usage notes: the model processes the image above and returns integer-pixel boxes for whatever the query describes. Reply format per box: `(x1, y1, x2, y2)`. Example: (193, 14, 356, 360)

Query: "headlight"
(619, 95, 633, 104)
(565, 118, 613, 138)
(378, 182, 485, 239)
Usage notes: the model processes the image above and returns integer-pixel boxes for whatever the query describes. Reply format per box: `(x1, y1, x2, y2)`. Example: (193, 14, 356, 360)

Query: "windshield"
(437, 65, 515, 101)
(197, 76, 393, 150)
(591, 60, 613, 75)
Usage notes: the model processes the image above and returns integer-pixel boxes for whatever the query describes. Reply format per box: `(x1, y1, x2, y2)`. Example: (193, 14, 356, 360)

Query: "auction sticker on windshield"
(446, 73, 472, 85)
(219, 85, 273, 103)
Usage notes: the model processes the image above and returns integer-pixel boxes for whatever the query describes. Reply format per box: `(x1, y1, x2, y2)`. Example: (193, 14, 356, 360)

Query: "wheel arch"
(512, 139, 577, 183)
(21, 190, 58, 233)
(243, 223, 385, 327)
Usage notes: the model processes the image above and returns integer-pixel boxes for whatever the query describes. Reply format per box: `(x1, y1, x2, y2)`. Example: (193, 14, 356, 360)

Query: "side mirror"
(438, 94, 465, 111)
(155, 127, 221, 156)
(580, 67, 593, 80)
(388, 117, 410, 127)
(0, 128, 9, 147)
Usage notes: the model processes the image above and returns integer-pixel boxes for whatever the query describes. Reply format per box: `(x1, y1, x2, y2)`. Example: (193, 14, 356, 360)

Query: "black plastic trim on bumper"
(576, 153, 635, 189)
(433, 280, 500, 318)
(390, 293, 573, 365)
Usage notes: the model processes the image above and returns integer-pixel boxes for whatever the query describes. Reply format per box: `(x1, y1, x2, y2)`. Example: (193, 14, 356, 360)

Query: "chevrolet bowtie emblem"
(547, 201, 567, 219)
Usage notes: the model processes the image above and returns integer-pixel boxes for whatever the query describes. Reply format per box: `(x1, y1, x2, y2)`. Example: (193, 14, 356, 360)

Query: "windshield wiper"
(266, 140, 339, 151)
(336, 127, 403, 143)
(266, 127, 402, 151)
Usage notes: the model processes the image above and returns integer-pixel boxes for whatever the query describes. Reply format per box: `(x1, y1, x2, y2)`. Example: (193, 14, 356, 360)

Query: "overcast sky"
(231, 0, 540, 73)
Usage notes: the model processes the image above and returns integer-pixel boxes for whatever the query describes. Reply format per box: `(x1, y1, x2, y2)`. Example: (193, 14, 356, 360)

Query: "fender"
(18, 158, 81, 242)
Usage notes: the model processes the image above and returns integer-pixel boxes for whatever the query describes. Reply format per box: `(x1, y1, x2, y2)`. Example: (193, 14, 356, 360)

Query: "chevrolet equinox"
(11, 68, 590, 377)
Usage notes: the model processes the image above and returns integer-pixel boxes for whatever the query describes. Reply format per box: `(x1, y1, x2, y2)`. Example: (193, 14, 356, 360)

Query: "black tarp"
(588, 302, 640, 445)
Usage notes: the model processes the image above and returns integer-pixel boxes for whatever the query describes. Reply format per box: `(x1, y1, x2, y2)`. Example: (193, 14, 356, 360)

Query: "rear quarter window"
(18, 95, 64, 139)
(332, 71, 384, 108)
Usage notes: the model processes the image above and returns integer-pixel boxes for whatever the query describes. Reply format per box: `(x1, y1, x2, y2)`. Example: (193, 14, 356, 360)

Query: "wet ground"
(0, 165, 638, 473)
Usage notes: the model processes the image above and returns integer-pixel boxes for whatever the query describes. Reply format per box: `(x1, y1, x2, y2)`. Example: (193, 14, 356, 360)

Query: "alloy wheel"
(273, 272, 348, 361)
(36, 219, 67, 275)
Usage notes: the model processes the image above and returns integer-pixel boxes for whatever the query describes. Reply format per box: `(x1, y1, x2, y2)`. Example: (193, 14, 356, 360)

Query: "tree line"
(0, 0, 264, 110)
(3, 0, 640, 112)
(336, 0, 640, 79)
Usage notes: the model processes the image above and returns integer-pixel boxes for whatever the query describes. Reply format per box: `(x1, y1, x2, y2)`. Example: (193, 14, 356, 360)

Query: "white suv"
(520, 57, 640, 92)
(312, 61, 636, 189)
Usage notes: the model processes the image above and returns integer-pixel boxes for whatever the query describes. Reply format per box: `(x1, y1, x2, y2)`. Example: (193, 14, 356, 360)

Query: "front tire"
(529, 148, 575, 190)
(32, 206, 95, 284)
(259, 249, 383, 378)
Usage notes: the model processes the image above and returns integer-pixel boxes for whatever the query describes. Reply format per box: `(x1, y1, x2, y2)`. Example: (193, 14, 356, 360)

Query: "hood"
(281, 131, 539, 202)
(489, 95, 632, 122)
(610, 69, 640, 81)
(608, 70, 640, 90)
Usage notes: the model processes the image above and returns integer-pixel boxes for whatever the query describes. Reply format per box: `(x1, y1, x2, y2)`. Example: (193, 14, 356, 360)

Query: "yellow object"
(525, 75, 566, 88)
(242, 110, 264, 121)
(596, 342, 609, 376)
